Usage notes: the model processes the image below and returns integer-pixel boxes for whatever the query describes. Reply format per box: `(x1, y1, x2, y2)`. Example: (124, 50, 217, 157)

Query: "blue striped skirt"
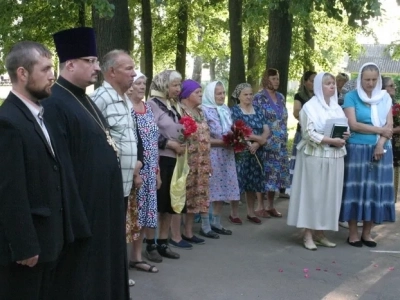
(339, 143, 396, 224)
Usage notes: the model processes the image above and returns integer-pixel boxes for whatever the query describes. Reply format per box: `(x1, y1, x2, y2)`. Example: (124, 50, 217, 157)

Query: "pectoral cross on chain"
(106, 129, 119, 157)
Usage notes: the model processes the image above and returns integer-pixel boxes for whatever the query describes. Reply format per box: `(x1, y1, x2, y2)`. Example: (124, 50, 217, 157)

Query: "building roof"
(346, 44, 400, 74)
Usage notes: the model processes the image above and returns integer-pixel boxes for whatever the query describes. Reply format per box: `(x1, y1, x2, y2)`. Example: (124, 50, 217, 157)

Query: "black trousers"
(0, 261, 57, 300)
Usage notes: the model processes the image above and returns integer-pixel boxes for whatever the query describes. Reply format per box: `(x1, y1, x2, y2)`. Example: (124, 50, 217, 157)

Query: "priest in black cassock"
(42, 27, 129, 300)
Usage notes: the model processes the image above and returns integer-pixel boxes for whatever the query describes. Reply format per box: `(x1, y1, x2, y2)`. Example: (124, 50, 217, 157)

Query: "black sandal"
(211, 225, 232, 235)
(199, 229, 220, 239)
(129, 261, 159, 273)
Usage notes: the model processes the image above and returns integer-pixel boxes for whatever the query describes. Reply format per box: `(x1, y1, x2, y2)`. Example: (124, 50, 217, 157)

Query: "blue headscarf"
(202, 81, 232, 134)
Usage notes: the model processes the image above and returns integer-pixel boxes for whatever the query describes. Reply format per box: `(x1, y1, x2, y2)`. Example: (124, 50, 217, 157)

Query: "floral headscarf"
(231, 83, 252, 102)
(149, 70, 181, 100)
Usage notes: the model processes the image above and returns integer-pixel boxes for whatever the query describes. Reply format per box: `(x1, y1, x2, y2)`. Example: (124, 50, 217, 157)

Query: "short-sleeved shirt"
(343, 90, 379, 145)
(294, 93, 308, 132)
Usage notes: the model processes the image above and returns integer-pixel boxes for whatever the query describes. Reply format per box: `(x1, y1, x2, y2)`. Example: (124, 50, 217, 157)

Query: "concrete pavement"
(129, 199, 400, 300)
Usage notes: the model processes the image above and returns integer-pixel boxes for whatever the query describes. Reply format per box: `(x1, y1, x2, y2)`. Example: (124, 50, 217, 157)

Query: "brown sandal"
(266, 208, 282, 218)
(255, 209, 271, 218)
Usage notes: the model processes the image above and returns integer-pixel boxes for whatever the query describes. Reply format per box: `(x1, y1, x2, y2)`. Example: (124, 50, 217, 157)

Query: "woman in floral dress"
(178, 80, 219, 242)
(126, 71, 161, 272)
(231, 83, 269, 224)
(253, 68, 290, 218)
(202, 81, 241, 230)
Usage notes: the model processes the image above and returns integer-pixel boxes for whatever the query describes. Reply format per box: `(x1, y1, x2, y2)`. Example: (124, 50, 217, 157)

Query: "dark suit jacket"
(0, 92, 79, 265)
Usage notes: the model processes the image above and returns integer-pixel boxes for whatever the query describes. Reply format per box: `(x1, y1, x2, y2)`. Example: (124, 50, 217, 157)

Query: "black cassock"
(42, 76, 129, 300)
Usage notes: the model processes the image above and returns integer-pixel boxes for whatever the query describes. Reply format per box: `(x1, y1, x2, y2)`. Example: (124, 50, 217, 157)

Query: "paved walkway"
(129, 199, 400, 300)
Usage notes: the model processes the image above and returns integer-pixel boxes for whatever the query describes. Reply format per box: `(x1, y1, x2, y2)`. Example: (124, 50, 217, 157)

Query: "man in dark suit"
(0, 41, 91, 300)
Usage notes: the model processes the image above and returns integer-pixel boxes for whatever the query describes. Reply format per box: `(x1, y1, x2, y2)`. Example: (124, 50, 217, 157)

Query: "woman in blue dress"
(231, 83, 269, 224)
(340, 62, 395, 248)
(253, 69, 290, 218)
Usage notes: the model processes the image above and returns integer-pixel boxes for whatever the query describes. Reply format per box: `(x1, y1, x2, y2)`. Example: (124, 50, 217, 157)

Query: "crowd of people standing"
(0, 25, 397, 300)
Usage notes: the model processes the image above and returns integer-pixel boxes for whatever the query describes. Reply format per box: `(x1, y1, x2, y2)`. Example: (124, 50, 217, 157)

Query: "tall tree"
(141, 0, 153, 96)
(175, 0, 189, 79)
(92, 0, 130, 55)
(228, 0, 246, 106)
(247, 28, 261, 90)
(266, 0, 292, 98)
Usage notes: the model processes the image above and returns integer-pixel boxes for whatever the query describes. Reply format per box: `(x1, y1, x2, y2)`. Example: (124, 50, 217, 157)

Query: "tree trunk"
(210, 58, 216, 81)
(92, 0, 131, 86)
(303, 27, 315, 72)
(228, 0, 246, 106)
(175, 1, 189, 79)
(141, 0, 153, 97)
(247, 28, 260, 91)
(78, 1, 85, 27)
(192, 56, 202, 83)
(266, 0, 293, 98)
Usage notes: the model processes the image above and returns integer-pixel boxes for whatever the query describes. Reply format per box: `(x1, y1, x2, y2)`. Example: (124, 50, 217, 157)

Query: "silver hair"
(169, 71, 182, 83)
(101, 49, 129, 72)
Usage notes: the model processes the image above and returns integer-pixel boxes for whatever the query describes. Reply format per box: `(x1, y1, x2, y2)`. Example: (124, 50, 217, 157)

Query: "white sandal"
(303, 238, 317, 251)
(129, 279, 135, 286)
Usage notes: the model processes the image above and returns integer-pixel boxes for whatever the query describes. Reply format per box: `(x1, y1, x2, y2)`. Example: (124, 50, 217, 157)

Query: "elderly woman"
(287, 72, 350, 250)
(202, 81, 241, 230)
(147, 70, 191, 258)
(340, 63, 395, 248)
(336, 73, 350, 97)
(383, 77, 400, 202)
(288, 71, 316, 192)
(177, 79, 217, 241)
(253, 68, 289, 218)
(126, 71, 161, 272)
(231, 83, 269, 224)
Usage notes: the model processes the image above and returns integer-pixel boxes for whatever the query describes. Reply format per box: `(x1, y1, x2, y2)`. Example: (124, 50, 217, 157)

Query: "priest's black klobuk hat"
(53, 27, 98, 63)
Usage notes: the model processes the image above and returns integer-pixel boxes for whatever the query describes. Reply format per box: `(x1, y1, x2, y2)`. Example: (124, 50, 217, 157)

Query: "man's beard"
(26, 79, 51, 101)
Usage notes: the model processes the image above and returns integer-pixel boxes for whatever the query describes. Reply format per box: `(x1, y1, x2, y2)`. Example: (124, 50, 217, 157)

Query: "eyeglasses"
(78, 58, 99, 65)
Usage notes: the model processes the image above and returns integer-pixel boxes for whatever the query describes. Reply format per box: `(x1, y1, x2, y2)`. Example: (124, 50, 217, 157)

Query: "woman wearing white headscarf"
(287, 72, 350, 250)
(340, 63, 395, 248)
(202, 81, 241, 231)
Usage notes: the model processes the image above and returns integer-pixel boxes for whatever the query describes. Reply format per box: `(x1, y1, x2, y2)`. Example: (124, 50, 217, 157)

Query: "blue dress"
(253, 90, 290, 191)
(231, 105, 266, 193)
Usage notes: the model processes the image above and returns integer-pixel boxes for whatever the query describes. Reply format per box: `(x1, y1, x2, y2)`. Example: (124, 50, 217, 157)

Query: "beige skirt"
(287, 151, 344, 231)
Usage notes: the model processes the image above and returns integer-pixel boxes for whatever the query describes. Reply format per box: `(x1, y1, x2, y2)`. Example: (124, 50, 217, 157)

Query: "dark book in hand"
(330, 124, 348, 147)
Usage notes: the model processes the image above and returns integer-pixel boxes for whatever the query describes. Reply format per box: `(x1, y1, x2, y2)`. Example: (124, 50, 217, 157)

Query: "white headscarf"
(133, 70, 146, 83)
(356, 62, 391, 127)
(303, 72, 346, 132)
(202, 81, 232, 134)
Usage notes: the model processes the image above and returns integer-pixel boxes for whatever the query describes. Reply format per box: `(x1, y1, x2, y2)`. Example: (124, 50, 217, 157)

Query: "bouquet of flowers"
(222, 120, 252, 153)
(393, 103, 400, 125)
(178, 115, 197, 141)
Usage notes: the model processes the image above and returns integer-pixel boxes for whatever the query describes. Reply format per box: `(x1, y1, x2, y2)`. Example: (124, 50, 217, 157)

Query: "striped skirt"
(339, 143, 396, 224)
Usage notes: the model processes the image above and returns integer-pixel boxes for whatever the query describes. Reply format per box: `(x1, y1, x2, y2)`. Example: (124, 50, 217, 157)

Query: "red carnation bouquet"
(223, 120, 263, 170)
(179, 115, 198, 141)
(393, 103, 400, 125)
(222, 120, 252, 153)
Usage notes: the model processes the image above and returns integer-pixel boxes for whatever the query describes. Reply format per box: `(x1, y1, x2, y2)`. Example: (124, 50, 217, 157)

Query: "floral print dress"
(253, 90, 290, 191)
(132, 103, 159, 228)
(203, 106, 240, 202)
(231, 105, 267, 193)
(182, 105, 212, 214)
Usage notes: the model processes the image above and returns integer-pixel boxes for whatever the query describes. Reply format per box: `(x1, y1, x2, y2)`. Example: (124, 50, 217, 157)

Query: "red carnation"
(179, 116, 198, 139)
(222, 120, 253, 153)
